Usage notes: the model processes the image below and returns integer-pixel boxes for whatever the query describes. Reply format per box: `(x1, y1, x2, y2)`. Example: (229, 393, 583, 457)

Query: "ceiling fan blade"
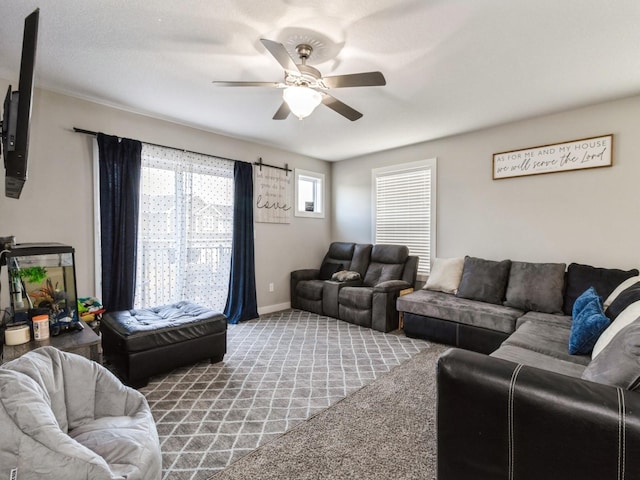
(260, 39, 301, 73)
(321, 94, 363, 121)
(273, 101, 290, 120)
(322, 71, 386, 88)
(212, 81, 282, 87)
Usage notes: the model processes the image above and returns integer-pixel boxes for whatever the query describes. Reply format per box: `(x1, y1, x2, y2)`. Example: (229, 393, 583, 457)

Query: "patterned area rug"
(140, 309, 429, 480)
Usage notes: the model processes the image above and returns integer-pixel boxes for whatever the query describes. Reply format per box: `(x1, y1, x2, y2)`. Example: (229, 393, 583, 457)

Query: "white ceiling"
(2, 0, 640, 161)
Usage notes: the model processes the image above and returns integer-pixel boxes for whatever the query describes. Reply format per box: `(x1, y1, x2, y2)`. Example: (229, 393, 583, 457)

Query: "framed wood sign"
(254, 166, 292, 223)
(493, 134, 613, 180)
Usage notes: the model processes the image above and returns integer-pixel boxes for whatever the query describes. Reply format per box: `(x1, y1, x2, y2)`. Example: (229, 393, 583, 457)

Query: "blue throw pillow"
(569, 287, 610, 355)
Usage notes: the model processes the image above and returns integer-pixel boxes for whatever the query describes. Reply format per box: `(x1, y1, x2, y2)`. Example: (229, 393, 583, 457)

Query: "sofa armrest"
(437, 348, 640, 480)
(369, 281, 411, 332)
(373, 279, 411, 293)
(291, 269, 320, 282)
(290, 269, 321, 309)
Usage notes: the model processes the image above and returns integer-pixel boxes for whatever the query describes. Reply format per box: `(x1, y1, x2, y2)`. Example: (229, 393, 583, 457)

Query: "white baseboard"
(258, 302, 291, 315)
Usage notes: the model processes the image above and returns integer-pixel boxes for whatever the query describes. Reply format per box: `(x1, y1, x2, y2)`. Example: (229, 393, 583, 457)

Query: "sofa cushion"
(397, 289, 522, 334)
(562, 263, 639, 315)
(491, 345, 586, 378)
(604, 281, 640, 321)
(592, 300, 640, 359)
(569, 287, 610, 355)
(319, 261, 343, 280)
(339, 286, 373, 310)
(503, 261, 565, 313)
(582, 320, 640, 390)
(515, 311, 571, 330)
(502, 316, 591, 366)
(363, 263, 405, 286)
(456, 256, 512, 305)
(370, 244, 409, 264)
(362, 245, 408, 287)
(424, 257, 464, 294)
(325, 242, 355, 262)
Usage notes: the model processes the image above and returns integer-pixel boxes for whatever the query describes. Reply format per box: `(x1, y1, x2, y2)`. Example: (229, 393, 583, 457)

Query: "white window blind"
(373, 159, 436, 277)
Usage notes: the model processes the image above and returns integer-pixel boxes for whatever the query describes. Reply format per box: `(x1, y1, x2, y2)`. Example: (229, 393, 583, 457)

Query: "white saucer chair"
(0, 346, 161, 479)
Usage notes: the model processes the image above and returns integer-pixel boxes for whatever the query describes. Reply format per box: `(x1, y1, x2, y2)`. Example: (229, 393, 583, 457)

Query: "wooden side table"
(2, 320, 101, 364)
(398, 287, 414, 330)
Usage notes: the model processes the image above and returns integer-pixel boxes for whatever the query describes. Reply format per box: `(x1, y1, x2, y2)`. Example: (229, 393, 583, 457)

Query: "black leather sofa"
(291, 242, 418, 332)
(431, 260, 640, 479)
(437, 348, 640, 479)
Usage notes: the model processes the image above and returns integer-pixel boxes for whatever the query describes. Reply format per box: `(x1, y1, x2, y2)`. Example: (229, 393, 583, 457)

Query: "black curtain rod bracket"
(254, 157, 292, 176)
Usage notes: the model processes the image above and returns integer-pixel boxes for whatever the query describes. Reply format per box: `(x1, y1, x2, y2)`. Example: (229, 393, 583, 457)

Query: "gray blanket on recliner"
(0, 346, 161, 480)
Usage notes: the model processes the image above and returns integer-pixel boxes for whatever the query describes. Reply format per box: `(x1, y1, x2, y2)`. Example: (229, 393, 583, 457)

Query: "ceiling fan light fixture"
(283, 86, 322, 119)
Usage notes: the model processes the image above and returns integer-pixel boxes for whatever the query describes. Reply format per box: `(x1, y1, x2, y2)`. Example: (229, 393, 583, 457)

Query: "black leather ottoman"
(100, 301, 227, 387)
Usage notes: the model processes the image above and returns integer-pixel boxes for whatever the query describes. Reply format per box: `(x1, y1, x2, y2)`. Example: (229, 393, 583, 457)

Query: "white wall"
(332, 95, 640, 270)
(0, 81, 332, 314)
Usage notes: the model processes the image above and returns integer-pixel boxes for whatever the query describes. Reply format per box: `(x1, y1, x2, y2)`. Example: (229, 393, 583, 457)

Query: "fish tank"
(5, 243, 79, 332)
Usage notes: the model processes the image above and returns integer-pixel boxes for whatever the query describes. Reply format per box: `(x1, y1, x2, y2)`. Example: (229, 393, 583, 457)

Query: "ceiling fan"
(213, 39, 386, 121)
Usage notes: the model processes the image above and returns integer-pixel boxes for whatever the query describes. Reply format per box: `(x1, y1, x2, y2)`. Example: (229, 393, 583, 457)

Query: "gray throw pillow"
(331, 270, 361, 282)
(504, 261, 566, 313)
(456, 256, 512, 305)
(582, 318, 640, 390)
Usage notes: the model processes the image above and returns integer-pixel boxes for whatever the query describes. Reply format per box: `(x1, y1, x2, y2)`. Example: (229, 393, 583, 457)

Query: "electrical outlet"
(269, 283, 274, 292)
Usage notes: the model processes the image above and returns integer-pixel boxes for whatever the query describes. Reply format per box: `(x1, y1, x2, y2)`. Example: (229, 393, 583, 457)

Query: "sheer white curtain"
(134, 144, 234, 311)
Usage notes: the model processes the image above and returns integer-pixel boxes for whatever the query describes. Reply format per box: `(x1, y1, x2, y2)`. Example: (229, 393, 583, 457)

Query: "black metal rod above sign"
(253, 157, 291, 176)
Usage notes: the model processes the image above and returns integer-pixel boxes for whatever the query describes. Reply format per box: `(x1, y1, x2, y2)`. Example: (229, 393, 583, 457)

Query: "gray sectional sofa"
(398, 256, 640, 479)
(398, 257, 636, 353)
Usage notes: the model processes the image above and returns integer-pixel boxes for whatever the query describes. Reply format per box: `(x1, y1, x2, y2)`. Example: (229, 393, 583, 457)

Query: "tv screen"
(1, 8, 39, 199)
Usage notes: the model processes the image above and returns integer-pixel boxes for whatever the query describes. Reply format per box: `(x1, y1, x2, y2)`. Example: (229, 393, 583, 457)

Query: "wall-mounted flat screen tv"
(1, 8, 39, 199)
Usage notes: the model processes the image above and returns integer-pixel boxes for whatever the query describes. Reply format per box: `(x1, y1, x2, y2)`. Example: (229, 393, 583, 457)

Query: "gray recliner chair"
(290, 242, 371, 315)
(0, 346, 161, 480)
(337, 244, 418, 332)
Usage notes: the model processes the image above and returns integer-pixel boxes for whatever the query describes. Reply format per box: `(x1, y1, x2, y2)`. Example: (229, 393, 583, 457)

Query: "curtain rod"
(72, 127, 244, 164)
(253, 157, 292, 175)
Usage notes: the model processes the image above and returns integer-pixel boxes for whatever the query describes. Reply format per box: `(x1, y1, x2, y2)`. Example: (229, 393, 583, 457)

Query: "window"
(294, 169, 324, 218)
(134, 144, 234, 311)
(372, 159, 436, 277)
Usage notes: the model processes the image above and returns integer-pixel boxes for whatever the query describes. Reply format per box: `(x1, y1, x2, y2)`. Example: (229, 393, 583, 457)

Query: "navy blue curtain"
(97, 133, 142, 312)
(224, 161, 258, 324)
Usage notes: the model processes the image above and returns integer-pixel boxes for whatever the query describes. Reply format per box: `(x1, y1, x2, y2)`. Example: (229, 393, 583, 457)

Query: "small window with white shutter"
(372, 159, 436, 278)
